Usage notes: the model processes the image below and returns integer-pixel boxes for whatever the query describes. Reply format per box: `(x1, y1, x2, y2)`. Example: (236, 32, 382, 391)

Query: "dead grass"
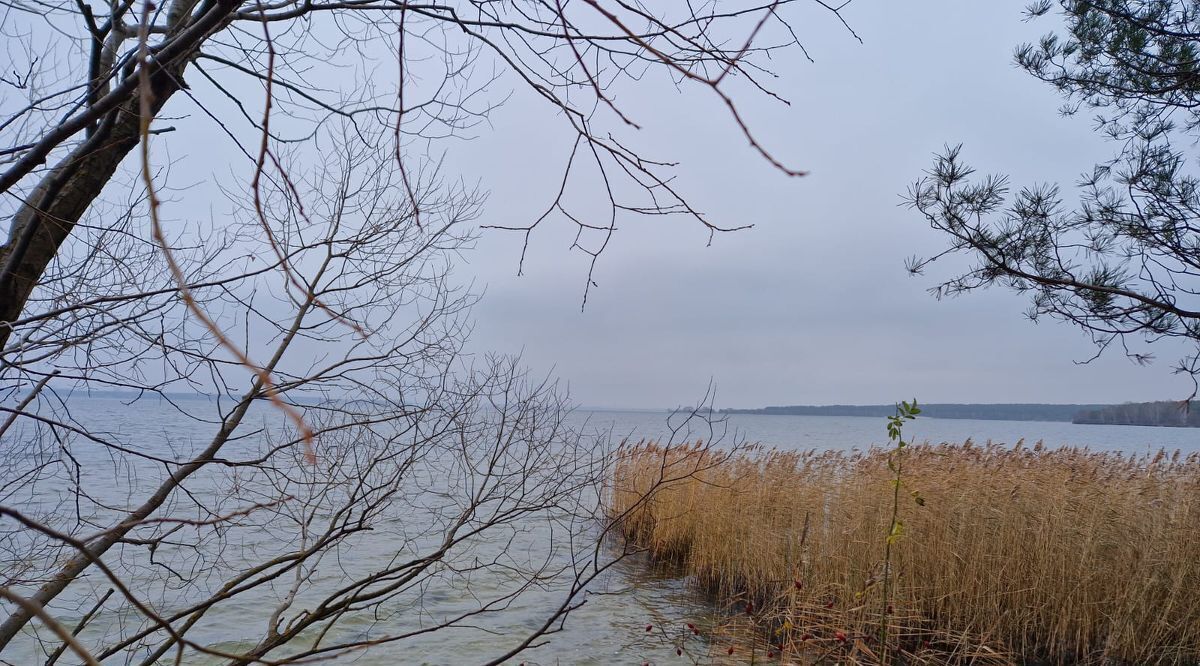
(608, 439, 1200, 664)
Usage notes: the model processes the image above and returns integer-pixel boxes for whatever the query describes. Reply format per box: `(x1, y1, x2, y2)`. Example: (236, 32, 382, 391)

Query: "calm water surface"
(575, 408, 1200, 455)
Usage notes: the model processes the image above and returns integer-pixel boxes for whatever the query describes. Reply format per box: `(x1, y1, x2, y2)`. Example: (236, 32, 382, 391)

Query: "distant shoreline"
(719, 403, 1104, 423)
(721, 402, 1200, 428)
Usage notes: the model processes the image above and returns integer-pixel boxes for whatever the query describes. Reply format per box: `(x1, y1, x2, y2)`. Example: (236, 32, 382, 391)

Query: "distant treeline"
(721, 403, 1110, 423)
(1073, 402, 1200, 428)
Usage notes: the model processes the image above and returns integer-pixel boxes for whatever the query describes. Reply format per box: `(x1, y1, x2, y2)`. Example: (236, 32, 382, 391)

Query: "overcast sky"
(421, 1, 1192, 410)
(130, 1, 1193, 409)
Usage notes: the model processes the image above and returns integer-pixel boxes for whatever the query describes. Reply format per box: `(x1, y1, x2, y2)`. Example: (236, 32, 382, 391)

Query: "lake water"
(573, 408, 1200, 455)
(2, 399, 1196, 665)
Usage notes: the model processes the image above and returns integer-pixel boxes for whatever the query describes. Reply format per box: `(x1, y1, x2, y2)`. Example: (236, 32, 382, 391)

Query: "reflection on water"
(2, 398, 1195, 664)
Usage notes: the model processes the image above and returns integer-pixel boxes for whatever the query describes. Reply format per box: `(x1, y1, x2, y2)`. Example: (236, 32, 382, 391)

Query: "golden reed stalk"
(608, 439, 1200, 664)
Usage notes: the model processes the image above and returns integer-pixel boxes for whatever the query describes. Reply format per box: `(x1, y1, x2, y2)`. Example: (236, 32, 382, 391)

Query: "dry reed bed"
(608, 439, 1200, 664)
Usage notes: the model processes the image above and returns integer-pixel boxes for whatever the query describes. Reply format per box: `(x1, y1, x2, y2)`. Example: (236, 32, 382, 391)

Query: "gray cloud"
(450, 1, 1192, 408)
(132, 1, 1192, 408)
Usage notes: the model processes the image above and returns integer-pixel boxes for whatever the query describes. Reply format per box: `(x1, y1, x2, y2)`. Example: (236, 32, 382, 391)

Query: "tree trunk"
(0, 0, 239, 350)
